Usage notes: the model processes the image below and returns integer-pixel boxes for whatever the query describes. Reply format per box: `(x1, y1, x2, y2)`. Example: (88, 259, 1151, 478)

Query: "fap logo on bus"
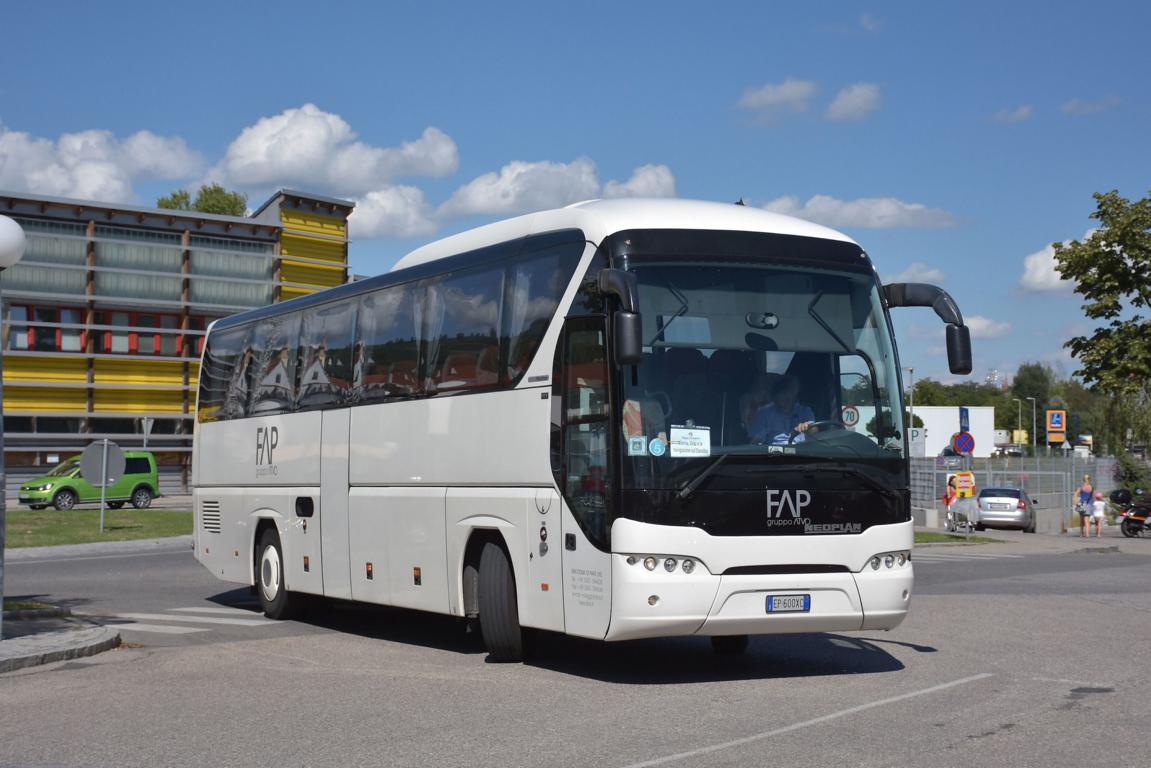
(256, 426, 279, 478)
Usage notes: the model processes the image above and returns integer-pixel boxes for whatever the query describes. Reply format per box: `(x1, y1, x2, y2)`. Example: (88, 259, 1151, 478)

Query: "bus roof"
(392, 198, 856, 271)
(210, 198, 859, 333)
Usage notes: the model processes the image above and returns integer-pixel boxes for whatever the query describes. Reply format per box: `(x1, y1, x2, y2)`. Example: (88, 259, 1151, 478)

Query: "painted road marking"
(170, 606, 264, 616)
(111, 612, 271, 627)
(109, 622, 209, 635)
(620, 673, 995, 768)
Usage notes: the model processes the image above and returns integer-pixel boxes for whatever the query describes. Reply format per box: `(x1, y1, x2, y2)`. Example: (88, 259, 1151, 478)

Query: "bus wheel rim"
(260, 546, 281, 601)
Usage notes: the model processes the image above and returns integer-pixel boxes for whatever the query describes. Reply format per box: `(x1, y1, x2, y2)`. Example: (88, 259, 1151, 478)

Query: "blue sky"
(2, 1, 1148, 385)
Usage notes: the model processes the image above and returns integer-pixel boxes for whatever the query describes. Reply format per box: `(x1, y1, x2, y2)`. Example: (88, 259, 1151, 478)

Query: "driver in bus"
(748, 374, 816, 444)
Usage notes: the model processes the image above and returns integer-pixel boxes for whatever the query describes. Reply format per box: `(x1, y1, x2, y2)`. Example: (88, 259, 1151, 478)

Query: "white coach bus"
(193, 198, 971, 660)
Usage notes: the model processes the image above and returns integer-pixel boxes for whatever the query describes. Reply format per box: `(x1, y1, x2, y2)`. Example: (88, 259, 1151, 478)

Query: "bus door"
(556, 317, 613, 639)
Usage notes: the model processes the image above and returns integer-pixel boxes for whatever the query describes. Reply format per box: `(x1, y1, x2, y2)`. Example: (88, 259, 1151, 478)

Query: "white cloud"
(991, 105, 1033, 124)
(737, 78, 818, 116)
(763, 194, 957, 229)
(602, 163, 676, 198)
(886, 261, 946, 283)
(349, 186, 437, 239)
(439, 158, 600, 218)
(1017, 232, 1094, 292)
(966, 315, 1012, 339)
(1062, 95, 1120, 115)
(214, 104, 458, 194)
(438, 159, 675, 219)
(826, 83, 881, 121)
(0, 123, 201, 203)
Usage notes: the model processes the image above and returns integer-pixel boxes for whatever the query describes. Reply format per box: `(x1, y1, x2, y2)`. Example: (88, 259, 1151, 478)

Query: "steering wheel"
(788, 420, 847, 444)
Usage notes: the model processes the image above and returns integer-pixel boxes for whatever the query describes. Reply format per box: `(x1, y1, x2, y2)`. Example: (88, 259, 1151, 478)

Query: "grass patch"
(4, 508, 192, 548)
(915, 531, 1002, 545)
(3, 599, 51, 611)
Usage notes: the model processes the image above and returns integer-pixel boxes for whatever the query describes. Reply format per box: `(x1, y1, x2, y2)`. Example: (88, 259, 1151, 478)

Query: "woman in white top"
(1090, 491, 1107, 538)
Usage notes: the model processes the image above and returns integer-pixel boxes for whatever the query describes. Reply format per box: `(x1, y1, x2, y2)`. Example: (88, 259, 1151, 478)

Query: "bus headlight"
(643, 557, 658, 571)
(865, 551, 911, 571)
(681, 559, 695, 574)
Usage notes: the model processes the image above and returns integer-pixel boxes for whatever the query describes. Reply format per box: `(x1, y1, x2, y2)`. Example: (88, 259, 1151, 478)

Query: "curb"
(0, 623, 121, 674)
(5, 535, 193, 562)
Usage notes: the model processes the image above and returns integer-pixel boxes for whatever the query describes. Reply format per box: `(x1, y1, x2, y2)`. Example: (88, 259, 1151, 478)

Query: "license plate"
(991, 503, 1012, 510)
(766, 594, 811, 613)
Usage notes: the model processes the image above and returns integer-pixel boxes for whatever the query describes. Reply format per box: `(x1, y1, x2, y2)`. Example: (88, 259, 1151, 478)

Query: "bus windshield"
(619, 254, 905, 494)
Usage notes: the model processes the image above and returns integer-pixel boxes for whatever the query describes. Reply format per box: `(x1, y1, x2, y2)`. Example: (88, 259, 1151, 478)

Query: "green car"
(19, 451, 159, 511)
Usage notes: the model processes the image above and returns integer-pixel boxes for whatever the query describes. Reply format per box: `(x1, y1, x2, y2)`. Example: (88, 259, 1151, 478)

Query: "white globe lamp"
(0, 214, 26, 269)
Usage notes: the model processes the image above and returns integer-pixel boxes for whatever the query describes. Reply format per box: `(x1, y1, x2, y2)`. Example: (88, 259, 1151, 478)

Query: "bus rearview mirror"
(598, 269, 639, 314)
(614, 311, 642, 367)
(946, 324, 972, 375)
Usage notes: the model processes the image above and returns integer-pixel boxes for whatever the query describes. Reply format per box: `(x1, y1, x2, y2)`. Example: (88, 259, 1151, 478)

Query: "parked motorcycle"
(1109, 488, 1149, 538)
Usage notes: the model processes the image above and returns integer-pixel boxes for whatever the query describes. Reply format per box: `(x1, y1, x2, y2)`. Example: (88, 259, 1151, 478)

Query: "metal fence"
(911, 454, 1118, 531)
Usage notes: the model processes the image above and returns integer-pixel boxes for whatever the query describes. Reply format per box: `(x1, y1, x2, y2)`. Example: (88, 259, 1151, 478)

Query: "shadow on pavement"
(206, 588, 906, 683)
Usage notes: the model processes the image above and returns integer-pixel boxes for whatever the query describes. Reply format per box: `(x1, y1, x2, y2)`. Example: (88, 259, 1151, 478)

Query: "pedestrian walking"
(943, 476, 958, 532)
(1075, 474, 1094, 537)
(1091, 491, 1107, 538)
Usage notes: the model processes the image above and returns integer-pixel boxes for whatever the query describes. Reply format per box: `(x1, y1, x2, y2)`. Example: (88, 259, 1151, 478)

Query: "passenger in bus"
(748, 374, 815, 444)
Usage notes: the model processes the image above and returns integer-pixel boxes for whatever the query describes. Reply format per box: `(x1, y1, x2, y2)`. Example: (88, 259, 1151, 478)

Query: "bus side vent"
(201, 501, 222, 534)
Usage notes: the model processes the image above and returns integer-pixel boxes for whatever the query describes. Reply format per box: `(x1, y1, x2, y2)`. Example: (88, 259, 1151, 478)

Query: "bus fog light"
(648, 595, 659, 606)
(897, 552, 907, 566)
(664, 558, 677, 572)
(626, 556, 637, 566)
(681, 559, 695, 574)
(870, 556, 881, 570)
(643, 557, 658, 571)
(884, 555, 894, 569)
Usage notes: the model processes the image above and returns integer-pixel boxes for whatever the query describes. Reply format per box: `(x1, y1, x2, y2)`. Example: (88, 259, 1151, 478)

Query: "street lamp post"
(1011, 397, 1022, 450)
(1026, 396, 1037, 457)
(0, 214, 28, 641)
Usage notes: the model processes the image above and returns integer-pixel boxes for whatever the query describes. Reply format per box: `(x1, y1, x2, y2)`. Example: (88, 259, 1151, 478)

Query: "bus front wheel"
(478, 541, 524, 662)
(256, 528, 298, 620)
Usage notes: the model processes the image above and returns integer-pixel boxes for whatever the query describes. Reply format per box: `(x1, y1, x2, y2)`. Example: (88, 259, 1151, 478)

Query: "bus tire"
(478, 541, 524, 662)
(711, 635, 749, 655)
(256, 527, 298, 620)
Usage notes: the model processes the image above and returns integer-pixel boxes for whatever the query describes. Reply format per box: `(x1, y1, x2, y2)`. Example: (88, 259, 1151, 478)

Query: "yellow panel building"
(0, 188, 354, 493)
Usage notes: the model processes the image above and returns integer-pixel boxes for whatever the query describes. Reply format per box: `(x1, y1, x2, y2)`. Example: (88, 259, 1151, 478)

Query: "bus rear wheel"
(256, 528, 298, 620)
(478, 541, 524, 662)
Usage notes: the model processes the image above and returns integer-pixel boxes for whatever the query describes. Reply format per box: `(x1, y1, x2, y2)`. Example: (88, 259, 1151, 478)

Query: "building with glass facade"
(0, 189, 354, 493)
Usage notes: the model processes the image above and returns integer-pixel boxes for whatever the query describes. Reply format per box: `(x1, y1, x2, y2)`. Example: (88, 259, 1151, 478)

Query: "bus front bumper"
(604, 555, 912, 642)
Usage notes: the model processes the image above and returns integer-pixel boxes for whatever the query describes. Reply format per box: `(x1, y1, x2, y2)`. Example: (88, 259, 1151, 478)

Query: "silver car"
(975, 487, 1037, 532)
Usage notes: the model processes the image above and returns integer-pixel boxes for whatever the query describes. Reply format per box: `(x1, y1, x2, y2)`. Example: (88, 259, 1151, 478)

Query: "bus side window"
(247, 312, 301, 416)
(357, 282, 422, 402)
(425, 268, 503, 393)
(503, 241, 582, 383)
(554, 317, 611, 550)
(199, 324, 252, 422)
(298, 299, 357, 408)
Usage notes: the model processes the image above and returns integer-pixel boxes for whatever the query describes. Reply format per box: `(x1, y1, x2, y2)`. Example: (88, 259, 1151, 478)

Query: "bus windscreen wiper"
(677, 453, 730, 500)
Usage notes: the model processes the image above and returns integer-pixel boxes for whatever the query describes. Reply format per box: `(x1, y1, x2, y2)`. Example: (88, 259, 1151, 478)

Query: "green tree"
(1010, 362, 1054, 447)
(158, 183, 248, 216)
(1053, 189, 1151, 452)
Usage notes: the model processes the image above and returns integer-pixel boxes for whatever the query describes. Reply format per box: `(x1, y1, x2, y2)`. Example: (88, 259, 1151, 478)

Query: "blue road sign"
(959, 406, 970, 433)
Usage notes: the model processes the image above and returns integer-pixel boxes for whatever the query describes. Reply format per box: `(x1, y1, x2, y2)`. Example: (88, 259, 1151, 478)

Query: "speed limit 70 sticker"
(841, 405, 860, 428)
